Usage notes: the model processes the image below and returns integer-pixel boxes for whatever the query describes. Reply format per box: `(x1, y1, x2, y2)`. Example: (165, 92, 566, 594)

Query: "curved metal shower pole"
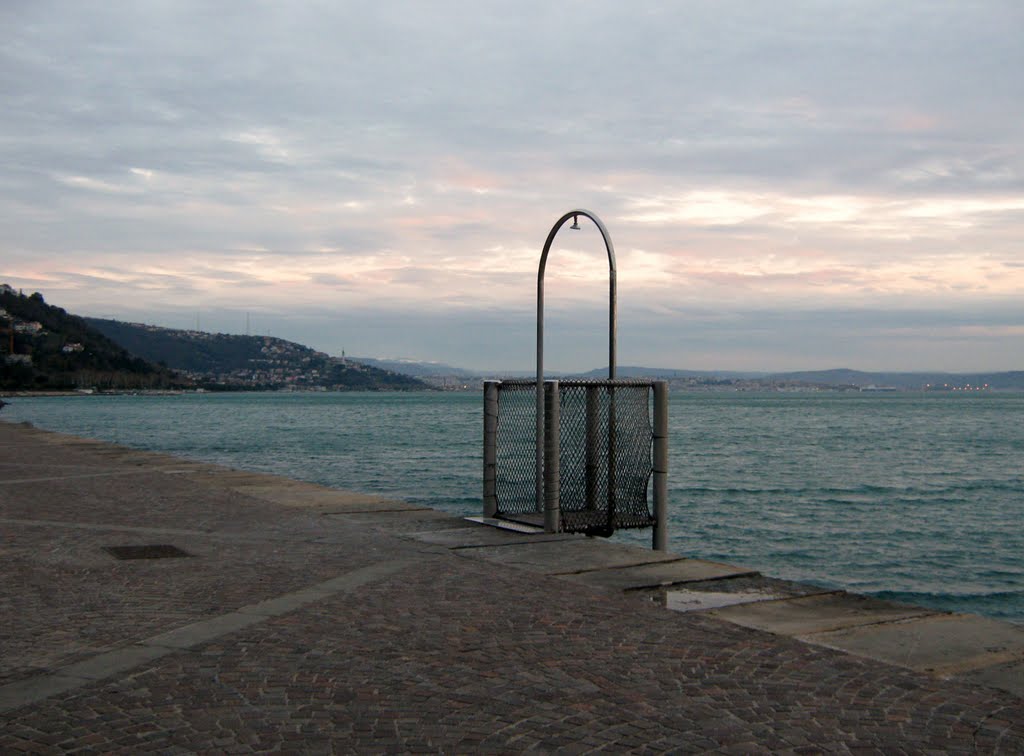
(536, 209, 618, 528)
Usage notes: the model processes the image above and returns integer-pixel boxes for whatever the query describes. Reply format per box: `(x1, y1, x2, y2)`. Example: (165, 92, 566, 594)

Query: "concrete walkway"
(1, 421, 1022, 753)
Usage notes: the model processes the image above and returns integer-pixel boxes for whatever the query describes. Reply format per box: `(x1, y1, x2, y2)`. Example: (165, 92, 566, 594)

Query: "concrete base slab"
(409, 526, 579, 549)
(456, 538, 681, 575)
(707, 592, 936, 637)
(954, 658, 1024, 698)
(562, 558, 757, 591)
(465, 516, 545, 533)
(804, 613, 1024, 675)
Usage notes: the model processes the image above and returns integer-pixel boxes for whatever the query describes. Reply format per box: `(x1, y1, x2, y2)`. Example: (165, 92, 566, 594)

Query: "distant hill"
(765, 368, 1024, 390)
(0, 285, 184, 391)
(576, 366, 766, 380)
(86, 318, 429, 391)
(353, 357, 479, 378)
(342, 360, 1024, 391)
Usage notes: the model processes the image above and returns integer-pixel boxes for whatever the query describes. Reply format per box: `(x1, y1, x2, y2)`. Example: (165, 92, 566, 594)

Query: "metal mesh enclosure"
(491, 379, 655, 535)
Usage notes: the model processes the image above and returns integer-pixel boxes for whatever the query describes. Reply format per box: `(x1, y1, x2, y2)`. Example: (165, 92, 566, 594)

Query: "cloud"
(1, 1, 1023, 370)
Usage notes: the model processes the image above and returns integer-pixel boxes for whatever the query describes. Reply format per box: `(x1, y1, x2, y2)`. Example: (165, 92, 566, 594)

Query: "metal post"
(483, 381, 499, 518)
(537, 210, 617, 516)
(607, 385, 617, 533)
(585, 384, 600, 510)
(652, 381, 669, 551)
(544, 380, 560, 533)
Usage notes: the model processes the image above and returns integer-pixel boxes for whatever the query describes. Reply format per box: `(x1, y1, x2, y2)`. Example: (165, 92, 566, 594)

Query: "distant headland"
(0, 285, 427, 392)
(3, 284, 1021, 394)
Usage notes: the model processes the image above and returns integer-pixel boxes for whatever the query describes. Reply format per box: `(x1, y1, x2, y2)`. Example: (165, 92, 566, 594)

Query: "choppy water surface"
(4, 390, 1022, 622)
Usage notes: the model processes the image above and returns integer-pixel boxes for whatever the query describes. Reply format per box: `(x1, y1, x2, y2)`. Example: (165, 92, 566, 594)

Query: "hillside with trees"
(85, 318, 428, 391)
(0, 285, 184, 391)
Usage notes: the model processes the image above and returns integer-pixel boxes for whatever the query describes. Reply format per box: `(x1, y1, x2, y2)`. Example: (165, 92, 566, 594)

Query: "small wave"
(672, 482, 1021, 499)
(870, 589, 1024, 623)
(874, 589, 1024, 602)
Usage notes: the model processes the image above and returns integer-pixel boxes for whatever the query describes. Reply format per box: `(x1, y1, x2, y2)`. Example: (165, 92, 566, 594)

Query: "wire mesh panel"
(490, 379, 655, 535)
(493, 381, 540, 517)
(558, 382, 654, 535)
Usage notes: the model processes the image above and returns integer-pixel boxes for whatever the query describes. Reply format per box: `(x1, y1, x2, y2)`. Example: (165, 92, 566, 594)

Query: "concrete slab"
(455, 538, 681, 575)
(669, 574, 830, 599)
(708, 592, 936, 637)
(805, 613, 1024, 675)
(229, 483, 405, 511)
(60, 645, 170, 680)
(954, 658, 1024, 698)
(317, 500, 431, 513)
(561, 558, 757, 591)
(0, 674, 84, 714)
(145, 612, 265, 650)
(239, 559, 417, 616)
(409, 526, 580, 549)
(324, 509, 459, 531)
(661, 575, 834, 613)
(666, 590, 779, 612)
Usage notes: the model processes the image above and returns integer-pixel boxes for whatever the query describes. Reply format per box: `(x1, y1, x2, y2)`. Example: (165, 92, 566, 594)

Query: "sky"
(2, 1, 1023, 373)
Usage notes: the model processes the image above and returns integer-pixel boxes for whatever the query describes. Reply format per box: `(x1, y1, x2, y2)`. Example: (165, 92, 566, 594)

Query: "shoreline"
(3, 392, 1022, 628)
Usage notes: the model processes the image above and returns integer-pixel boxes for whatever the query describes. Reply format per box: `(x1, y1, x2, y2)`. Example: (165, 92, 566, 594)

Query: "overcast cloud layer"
(3, 1, 1023, 371)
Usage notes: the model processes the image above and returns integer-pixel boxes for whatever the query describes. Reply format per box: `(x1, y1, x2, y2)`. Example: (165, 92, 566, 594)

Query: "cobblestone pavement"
(1, 421, 1023, 753)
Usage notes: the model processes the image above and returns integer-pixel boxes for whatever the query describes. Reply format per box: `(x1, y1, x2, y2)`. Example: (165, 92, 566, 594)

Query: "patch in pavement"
(103, 544, 193, 560)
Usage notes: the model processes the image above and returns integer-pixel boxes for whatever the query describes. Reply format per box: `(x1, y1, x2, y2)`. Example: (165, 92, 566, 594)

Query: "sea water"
(3, 390, 1022, 623)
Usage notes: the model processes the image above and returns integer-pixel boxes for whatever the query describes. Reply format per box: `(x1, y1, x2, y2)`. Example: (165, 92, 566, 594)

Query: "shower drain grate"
(103, 544, 192, 560)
